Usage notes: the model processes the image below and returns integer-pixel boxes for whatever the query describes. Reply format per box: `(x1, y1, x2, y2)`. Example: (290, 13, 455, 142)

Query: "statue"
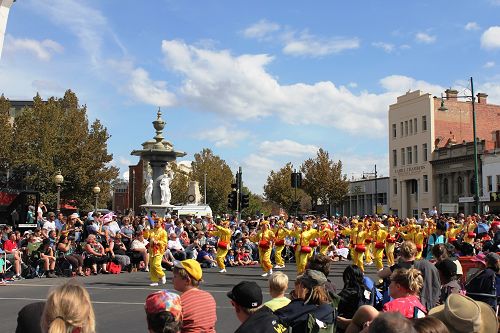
(160, 171, 173, 206)
(145, 178, 153, 205)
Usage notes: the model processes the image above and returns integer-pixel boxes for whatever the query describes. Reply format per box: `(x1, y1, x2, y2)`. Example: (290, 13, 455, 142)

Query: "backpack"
(305, 313, 335, 333)
(22, 265, 37, 279)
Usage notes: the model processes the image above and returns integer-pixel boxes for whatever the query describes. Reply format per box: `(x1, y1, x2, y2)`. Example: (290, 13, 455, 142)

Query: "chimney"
(477, 93, 488, 104)
(445, 89, 458, 99)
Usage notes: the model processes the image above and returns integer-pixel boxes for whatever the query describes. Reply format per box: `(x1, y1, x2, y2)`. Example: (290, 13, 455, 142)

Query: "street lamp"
(92, 185, 101, 213)
(437, 77, 480, 214)
(362, 164, 378, 215)
(54, 170, 64, 214)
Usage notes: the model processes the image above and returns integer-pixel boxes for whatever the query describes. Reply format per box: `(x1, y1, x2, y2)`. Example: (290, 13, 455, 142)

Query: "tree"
(0, 95, 12, 175)
(263, 162, 308, 214)
(300, 148, 348, 215)
(7, 90, 119, 211)
(191, 148, 233, 215)
(169, 162, 190, 205)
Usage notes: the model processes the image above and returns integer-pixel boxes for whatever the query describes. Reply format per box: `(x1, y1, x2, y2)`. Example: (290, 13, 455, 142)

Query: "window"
(423, 175, 428, 192)
(409, 119, 413, 135)
(410, 179, 418, 194)
(401, 148, 405, 165)
(392, 149, 397, 167)
(414, 145, 418, 164)
(400, 122, 404, 137)
(423, 143, 428, 162)
(407, 146, 412, 164)
(392, 124, 397, 138)
(393, 179, 398, 195)
(497, 175, 500, 192)
(422, 115, 427, 131)
(444, 178, 449, 195)
(405, 121, 408, 136)
(487, 176, 493, 192)
(457, 176, 463, 195)
(414, 118, 417, 133)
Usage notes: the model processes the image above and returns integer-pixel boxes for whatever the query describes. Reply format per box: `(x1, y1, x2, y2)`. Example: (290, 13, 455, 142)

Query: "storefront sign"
(393, 165, 426, 177)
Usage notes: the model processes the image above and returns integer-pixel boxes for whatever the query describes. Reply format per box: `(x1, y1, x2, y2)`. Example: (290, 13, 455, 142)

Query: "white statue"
(145, 178, 153, 205)
(160, 172, 173, 206)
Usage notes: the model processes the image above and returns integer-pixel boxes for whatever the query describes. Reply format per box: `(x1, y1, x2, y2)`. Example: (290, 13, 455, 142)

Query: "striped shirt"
(181, 288, 217, 333)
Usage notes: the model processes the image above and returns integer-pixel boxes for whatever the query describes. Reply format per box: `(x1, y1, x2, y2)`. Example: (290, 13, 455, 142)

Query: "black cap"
(435, 259, 457, 279)
(227, 281, 262, 308)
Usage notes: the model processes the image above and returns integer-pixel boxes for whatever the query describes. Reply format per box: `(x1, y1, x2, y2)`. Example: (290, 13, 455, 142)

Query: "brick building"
(389, 89, 500, 218)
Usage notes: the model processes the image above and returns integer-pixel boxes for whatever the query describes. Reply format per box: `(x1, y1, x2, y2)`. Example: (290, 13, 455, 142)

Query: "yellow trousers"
(216, 247, 229, 270)
(149, 254, 164, 282)
(365, 243, 372, 263)
(374, 247, 384, 270)
(353, 249, 364, 272)
(259, 248, 273, 272)
(385, 243, 395, 267)
(295, 249, 309, 274)
(274, 245, 285, 266)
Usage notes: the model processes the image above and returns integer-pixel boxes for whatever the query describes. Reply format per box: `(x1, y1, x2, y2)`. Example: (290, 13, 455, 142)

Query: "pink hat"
(145, 290, 182, 320)
(471, 253, 486, 266)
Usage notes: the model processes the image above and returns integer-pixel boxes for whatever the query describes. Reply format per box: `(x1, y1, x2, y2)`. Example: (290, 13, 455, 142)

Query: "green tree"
(263, 162, 307, 214)
(0, 95, 12, 173)
(8, 90, 119, 211)
(169, 163, 190, 205)
(191, 148, 233, 215)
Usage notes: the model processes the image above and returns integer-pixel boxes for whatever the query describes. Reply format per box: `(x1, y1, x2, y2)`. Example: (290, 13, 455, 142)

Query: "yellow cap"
(174, 259, 202, 281)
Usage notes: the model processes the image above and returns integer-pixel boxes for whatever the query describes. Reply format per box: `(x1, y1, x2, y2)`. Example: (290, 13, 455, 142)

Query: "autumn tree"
(0, 95, 12, 174)
(300, 148, 348, 214)
(169, 162, 190, 205)
(7, 90, 119, 211)
(191, 148, 233, 215)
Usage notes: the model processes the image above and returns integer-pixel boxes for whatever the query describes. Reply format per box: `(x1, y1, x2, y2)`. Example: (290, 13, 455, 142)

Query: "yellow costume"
(251, 221, 274, 275)
(385, 219, 397, 267)
(272, 221, 290, 268)
(148, 222, 168, 284)
(293, 222, 319, 274)
(210, 221, 231, 272)
(348, 222, 368, 272)
(446, 220, 463, 243)
(372, 223, 388, 270)
(319, 220, 336, 255)
(463, 217, 477, 245)
(364, 220, 374, 265)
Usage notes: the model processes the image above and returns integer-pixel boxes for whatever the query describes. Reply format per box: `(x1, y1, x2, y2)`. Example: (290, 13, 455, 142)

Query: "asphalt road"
(0, 260, 380, 333)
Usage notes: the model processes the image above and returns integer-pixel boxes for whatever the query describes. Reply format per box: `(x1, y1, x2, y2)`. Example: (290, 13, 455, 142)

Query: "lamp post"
(92, 185, 101, 213)
(363, 164, 378, 215)
(54, 170, 64, 214)
(437, 77, 480, 214)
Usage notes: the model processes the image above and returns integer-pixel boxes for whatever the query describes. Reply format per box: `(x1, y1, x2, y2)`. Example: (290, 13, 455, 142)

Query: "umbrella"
(476, 222, 490, 234)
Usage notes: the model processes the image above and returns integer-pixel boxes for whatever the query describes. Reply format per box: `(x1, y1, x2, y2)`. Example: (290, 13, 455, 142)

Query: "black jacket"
(275, 299, 334, 333)
(235, 306, 287, 333)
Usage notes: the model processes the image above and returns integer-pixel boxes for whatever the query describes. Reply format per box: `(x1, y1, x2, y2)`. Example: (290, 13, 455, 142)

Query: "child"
(237, 248, 248, 265)
(225, 249, 238, 267)
(263, 272, 291, 311)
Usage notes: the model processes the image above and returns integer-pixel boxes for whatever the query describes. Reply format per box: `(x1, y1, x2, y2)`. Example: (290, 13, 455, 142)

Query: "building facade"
(482, 150, 500, 214)
(112, 180, 129, 213)
(341, 177, 389, 217)
(389, 89, 500, 218)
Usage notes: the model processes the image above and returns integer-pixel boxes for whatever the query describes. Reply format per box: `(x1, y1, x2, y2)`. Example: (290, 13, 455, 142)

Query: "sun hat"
(173, 259, 203, 281)
(428, 294, 497, 333)
(471, 253, 487, 266)
(144, 290, 182, 321)
(297, 269, 328, 288)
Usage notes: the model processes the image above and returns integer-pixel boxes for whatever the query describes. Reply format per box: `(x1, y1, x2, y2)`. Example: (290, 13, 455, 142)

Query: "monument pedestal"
(141, 204, 175, 218)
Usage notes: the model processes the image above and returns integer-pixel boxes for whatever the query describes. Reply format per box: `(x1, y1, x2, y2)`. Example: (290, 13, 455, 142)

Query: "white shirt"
(131, 239, 149, 250)
(168, 239, 184, 251)
(42, 220, 56, 232)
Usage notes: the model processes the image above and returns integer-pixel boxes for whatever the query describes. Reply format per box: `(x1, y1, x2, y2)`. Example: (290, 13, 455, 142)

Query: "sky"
(1, 0, 500, 195)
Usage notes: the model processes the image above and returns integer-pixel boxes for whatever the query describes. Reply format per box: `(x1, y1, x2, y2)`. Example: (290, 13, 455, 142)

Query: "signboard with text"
(393, 165, 426, 177)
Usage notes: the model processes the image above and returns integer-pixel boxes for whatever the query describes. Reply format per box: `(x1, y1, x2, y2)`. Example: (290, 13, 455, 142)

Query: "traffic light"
(227, 191, 237, 210)
(240, 193, 250, 209)
(291, 172, 302, 188)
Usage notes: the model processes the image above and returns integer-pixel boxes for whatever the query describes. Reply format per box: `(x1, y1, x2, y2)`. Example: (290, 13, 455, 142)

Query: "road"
(0, 260, 380, 332)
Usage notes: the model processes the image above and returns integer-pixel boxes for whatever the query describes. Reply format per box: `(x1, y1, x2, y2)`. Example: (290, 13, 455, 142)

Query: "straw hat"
(428, 294, 497, 333)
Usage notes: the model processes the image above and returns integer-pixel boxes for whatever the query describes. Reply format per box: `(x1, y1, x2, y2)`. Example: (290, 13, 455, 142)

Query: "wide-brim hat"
(428, 294, 497, 333)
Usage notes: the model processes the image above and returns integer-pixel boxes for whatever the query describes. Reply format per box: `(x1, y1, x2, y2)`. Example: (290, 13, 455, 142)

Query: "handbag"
(274, 239, 285, 246)
(375, 242, 385, 249)
(309, 239, 318, 247)
(354, 245, 366, 253)
(108, 262, 121, 274)
(217, 241, 229, 250)
(259, 240, 270, 250)
(300, 246, 312, 254)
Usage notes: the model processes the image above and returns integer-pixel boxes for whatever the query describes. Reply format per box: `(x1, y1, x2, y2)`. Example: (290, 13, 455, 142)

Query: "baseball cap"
(144, 290, 182, 321)
(227, 281, 262, 308)
(435, 259, 457, 279)
(173, 259, 203, 281)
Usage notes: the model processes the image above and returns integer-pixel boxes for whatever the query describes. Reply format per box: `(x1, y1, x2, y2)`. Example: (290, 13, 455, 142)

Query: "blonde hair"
(41, 280, 95, 333)
(268, 271, 288, 295)
(391, 268, 423, 295)
(399, 241, 417, 259)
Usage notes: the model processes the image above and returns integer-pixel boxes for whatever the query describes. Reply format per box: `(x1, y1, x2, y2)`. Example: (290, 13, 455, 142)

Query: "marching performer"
(346, 221, 368, 272)
(272, 219, 290, 269)
(446, 218, 463, 244)
(148, 218, 168, 286)
(364, 218, 374, 266)
(250, 220, 275, 276)
(413, 225, 425, 259)
(463, 216, 477, 245)
(372, 221, 387, 271)
(293, 220, 319, 274)
(210, 220, 231, 273)
(319, 218, 336, 255)
(385, 217, 398, 267)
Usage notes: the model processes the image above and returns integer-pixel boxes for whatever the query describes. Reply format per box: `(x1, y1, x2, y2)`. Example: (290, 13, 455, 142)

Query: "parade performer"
(210, 220, 231, 273)
(250, 220, 275, 276)
(292, 220, 319, 274)
(148, 218, 168, 286)
(385, 217, 397, 267)
(348, 221, 368, 272)
(372, 221, 387, 271)
(272, 219, 290, 269)
(364, 219, 374, 266)
(319, 218, 336, 255)
(446, 218, 463, 244)
(463, 216, 477, 245)
(413, 225, 425, 259)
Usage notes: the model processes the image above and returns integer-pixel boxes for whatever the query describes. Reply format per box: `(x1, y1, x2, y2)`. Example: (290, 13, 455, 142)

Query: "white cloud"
(489, 0, 500, 5)
(128, 68, 176, 107)
(259, 140, 318, 157)
(464, 22, 480, 31)
(400, 44, 411, 50)
(484, 61, 495, 68)
(341, 153, 389, 181)
(243, 20, 280, 40)
(242, 153, 279, 194)
(415, 32, 436, 44)
(122, 171, 129, 180)
(479, 81, 500, 105)
(348, 82, 358, 88)
(481, 26, 500, 49)
(161, 39, 448, 134)
(198, 126, 249, 147)
(4, 35, 63, 61)
(282, 32, 360, 57)
(372, 42, 395, 53)
(32, 79, 64, 94)
(119, 157, 132, 166)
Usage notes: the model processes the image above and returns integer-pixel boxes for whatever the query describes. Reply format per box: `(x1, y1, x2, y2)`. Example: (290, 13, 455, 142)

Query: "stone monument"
(131, 108, 186, 217)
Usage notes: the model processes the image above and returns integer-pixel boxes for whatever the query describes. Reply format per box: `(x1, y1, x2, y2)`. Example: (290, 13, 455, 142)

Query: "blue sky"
(1, 0, 500, 194)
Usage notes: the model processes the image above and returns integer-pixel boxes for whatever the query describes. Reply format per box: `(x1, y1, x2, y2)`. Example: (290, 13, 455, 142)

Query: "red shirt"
(383, 295, 426, 318)
(3, 240, 18, 252)
(180, 288, 217, 333)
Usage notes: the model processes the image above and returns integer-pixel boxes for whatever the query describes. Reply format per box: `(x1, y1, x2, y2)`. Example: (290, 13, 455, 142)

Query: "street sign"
(439, 203, 458, 214)
(458, 196, 474, 203)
